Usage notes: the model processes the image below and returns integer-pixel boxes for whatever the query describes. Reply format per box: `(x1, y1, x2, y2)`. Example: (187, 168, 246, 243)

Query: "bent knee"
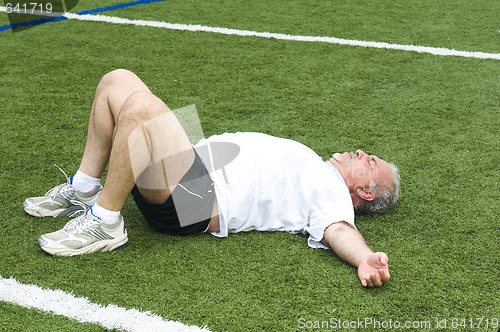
(98, 69, 139, 88)
(118, 91, 170, 124)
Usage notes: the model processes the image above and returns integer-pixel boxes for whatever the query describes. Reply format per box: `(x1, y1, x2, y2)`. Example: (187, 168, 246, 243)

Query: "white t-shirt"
(194, 132, 356, 249)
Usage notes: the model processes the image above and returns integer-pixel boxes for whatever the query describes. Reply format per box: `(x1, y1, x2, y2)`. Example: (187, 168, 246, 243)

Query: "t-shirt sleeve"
(305, 193, 356, 250)
(306, 218, 357, 249)
(305, 161, 357, 250)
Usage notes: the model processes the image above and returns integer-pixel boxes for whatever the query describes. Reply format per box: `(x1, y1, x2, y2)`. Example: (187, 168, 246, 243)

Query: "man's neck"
(327, 158, 344, 178)
(327, 158, 359, 208)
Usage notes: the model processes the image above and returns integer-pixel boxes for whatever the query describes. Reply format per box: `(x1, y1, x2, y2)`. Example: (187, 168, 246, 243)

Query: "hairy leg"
(78, 69, 152, 178)
(77, 69, 219, 231)
(97, 91, 195, 211)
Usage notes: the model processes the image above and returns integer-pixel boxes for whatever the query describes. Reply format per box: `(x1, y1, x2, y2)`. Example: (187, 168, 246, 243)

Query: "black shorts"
(131, 150, 215, 236)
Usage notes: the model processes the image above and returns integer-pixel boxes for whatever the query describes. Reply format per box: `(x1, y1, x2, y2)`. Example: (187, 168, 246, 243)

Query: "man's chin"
(332, 153, 344, 162)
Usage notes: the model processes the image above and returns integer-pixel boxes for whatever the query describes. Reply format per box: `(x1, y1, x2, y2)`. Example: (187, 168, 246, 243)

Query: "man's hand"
(358, 252, 390, 287)
(322, 222, 392, 288)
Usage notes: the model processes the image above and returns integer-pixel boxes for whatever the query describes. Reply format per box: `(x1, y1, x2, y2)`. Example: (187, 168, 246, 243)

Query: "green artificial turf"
(0, 301, 114, 332)
(0, 0, 499, 331)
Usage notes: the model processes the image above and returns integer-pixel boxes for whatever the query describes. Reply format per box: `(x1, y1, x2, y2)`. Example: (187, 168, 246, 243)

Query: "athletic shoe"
(23, 165, 102, 218)
(37, 208, 128, 256)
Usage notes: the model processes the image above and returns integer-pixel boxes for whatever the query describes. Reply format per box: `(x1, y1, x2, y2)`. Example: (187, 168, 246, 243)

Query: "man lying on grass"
(24, 69, 400, 288)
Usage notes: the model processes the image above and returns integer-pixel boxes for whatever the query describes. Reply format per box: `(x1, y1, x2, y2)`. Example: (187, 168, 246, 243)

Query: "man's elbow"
(328, 221, 352, 232)
(321, 221, 352, 247)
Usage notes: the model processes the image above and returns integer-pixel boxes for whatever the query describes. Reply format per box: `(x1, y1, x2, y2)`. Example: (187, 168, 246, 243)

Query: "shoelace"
(45, 165, 74, 204)
(63, 203, 101, 233)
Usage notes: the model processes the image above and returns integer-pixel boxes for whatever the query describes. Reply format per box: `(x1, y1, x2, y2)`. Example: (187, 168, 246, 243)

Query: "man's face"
(331, 150, 393, 196)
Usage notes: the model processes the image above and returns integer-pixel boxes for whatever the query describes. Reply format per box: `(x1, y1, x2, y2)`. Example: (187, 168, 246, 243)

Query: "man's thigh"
(132, 148, 218, 232)
(128, 110, 195, 204)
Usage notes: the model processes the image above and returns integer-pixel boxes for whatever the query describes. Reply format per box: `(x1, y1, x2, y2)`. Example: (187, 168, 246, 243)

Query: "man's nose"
(356, 150, 368, 159)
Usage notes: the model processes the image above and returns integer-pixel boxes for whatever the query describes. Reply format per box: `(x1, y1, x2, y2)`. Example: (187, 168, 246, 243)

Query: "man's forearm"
(321, 222, 373, 267)
(322, 222, 391, 287)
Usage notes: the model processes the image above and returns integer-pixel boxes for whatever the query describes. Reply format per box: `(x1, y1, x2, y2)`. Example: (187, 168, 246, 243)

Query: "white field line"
(1, 6, 499, 60)
(0, 275, 211, 332)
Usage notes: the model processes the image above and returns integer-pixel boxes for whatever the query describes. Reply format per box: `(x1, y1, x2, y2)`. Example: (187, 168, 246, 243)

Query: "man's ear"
(356, 188, 375, 201)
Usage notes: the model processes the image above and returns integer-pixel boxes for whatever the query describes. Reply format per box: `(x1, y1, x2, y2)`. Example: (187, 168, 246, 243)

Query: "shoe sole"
(37, 233, 129, 257)
(23, 200, 85, 218)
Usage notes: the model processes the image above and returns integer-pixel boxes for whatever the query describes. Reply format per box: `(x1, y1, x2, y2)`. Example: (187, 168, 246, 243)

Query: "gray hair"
(354, 162, 400, 216)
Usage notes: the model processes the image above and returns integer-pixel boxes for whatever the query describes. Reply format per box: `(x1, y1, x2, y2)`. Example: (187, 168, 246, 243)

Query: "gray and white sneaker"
(37, 208, 128, 256)
(23, 165, 102, 218)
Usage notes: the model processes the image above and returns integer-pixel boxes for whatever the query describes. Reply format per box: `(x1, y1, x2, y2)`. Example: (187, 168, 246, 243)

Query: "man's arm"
(321, 221, 390, 288)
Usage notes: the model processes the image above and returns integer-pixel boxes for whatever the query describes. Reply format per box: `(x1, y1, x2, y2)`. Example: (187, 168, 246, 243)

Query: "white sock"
(72, 170, 101, 193)
(91, 203, 121, 225)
